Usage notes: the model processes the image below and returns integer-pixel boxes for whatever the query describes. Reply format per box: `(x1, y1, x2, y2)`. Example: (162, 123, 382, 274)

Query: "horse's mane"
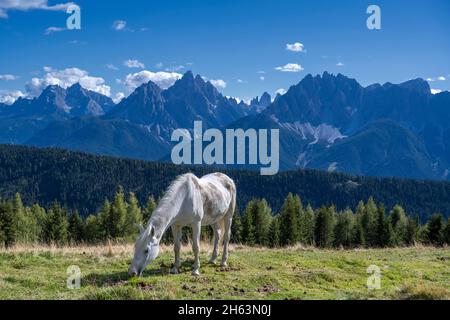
(146, 173, 196, 230)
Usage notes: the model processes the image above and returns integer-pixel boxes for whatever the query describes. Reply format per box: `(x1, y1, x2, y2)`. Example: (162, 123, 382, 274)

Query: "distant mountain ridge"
(1, 71, 450, 181)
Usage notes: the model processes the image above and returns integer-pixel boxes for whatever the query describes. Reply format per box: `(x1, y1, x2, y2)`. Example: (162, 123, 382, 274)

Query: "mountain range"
(1, 71, 449, 181)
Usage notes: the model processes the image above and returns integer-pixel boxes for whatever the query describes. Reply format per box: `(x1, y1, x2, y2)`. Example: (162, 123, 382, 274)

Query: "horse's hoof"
(220, 262, 228, 268)
(192, 270, 200, 276)
(208, 259, 217, 265)
(170, 267, 179, 274)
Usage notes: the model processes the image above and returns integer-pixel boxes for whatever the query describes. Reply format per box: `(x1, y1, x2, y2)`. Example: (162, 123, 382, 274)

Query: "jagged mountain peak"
(398, 78, 431, 95)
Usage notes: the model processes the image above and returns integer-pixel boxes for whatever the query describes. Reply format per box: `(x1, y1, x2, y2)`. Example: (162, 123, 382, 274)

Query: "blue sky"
(0, 0, 449, 104)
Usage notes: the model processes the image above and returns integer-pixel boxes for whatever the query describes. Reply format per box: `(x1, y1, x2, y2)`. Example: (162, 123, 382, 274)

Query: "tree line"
(1, 190, 450, 248)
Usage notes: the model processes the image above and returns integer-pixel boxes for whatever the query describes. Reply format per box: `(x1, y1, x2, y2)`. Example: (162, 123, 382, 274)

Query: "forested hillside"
(1, 144, 450, 221)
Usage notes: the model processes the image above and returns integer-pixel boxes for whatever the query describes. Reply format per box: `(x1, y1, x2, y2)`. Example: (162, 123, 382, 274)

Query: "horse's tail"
(227, 179, 237, 220)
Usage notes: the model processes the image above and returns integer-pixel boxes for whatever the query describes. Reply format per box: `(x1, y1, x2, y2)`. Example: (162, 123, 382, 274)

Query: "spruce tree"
(12, 193, 31, 243)
(375, 204, 390, 247)
(299, 204, 315, 245)
(142, 195, 157, 223)
(253, 199, 272, 246)
(279, 193, 299, 246)
(107, 187, 127, 239)
(123, 192, 143, 238)
(314, 206, 335, 248)
(268, 216, 281, 248)
(230, 207, 243, 243)
(0, 201, 15, 247)
(44, 202, 68, 245)
(242, 200, 256, 245)
(30, 204, 46, 242)
(85, 215, 100, 243)
(68, 211, 85, 243)
(443, 218, 450, 245)
(405, 216, 419, 246)
(97, 199, 111, 240)
(389, 205, 408, 246)
(354, 201, 366, 247)
(362, 197, 378, 246)
(333, 209, 354, 248)
(426, 213, 444, 245)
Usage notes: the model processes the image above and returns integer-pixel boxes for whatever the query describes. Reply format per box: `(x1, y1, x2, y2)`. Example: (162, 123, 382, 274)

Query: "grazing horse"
(128, 172, 236, 276)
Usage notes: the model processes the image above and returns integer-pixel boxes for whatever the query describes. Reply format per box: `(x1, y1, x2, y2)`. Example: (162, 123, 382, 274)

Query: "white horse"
(128, 172, 236, 276)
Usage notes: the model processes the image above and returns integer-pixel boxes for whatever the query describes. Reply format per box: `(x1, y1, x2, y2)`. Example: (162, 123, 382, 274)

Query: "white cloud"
(259, 76, 265, 81)
(113, 92, 125, 104)
(237, 79, 247, 84)
(427, 76, 446, 82)
(26, 67, 111, 97)
(210, 79, 227, 89)
(336, 62, 344, 67)
(286, 42, 305, 52)
(275, 63, 304, 73)
(124, 59, 145, 69)
(106, 64, 119, 71)
(44, 26, 65, 35)
(0, 74, 18, 80)
(165, 65, 185, 72)
(155, 62, 163, 69)
(123, 70, 182, 92)
(112, 20, 127, 31)
(0, 90, 25, 104)
(431, 89, 442, 95)
(0, 0, 73, 18)
(275, 88, 287, 96)
(257, 70, 265, 74)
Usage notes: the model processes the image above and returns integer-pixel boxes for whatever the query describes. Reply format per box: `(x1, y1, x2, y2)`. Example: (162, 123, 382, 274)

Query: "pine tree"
(142, 195, 157, 223)
(426, 213, 444, 245)
(123, 192, 143, 238)
(268, 216, 281, 248)
(44, 202, 68, 245)
(68, 211, 85, 243)
(314, 206, 335, 248)
(279, 193, 300, 246)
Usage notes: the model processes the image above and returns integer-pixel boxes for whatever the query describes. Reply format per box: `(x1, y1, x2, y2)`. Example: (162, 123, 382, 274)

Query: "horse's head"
(128, 224, 160, 277)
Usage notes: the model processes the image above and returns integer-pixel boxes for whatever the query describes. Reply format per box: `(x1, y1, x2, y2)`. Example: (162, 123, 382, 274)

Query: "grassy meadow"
(0, 243, 449, 300)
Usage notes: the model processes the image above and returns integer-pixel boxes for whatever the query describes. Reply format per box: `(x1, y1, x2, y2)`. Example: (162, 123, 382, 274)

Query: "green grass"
(0, 244, 449, 300)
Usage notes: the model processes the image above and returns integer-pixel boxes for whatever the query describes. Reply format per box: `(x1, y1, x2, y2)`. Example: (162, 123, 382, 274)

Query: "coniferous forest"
(1, 190, 450, 248)
(1, 144, 450, 248)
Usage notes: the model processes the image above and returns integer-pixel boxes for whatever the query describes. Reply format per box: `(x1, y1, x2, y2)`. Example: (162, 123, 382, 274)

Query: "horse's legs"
(209, 222, 222, 264)
(221, 215, 233, 267)
(170, 225, 182, 274)
(191, 221, 201, 276)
